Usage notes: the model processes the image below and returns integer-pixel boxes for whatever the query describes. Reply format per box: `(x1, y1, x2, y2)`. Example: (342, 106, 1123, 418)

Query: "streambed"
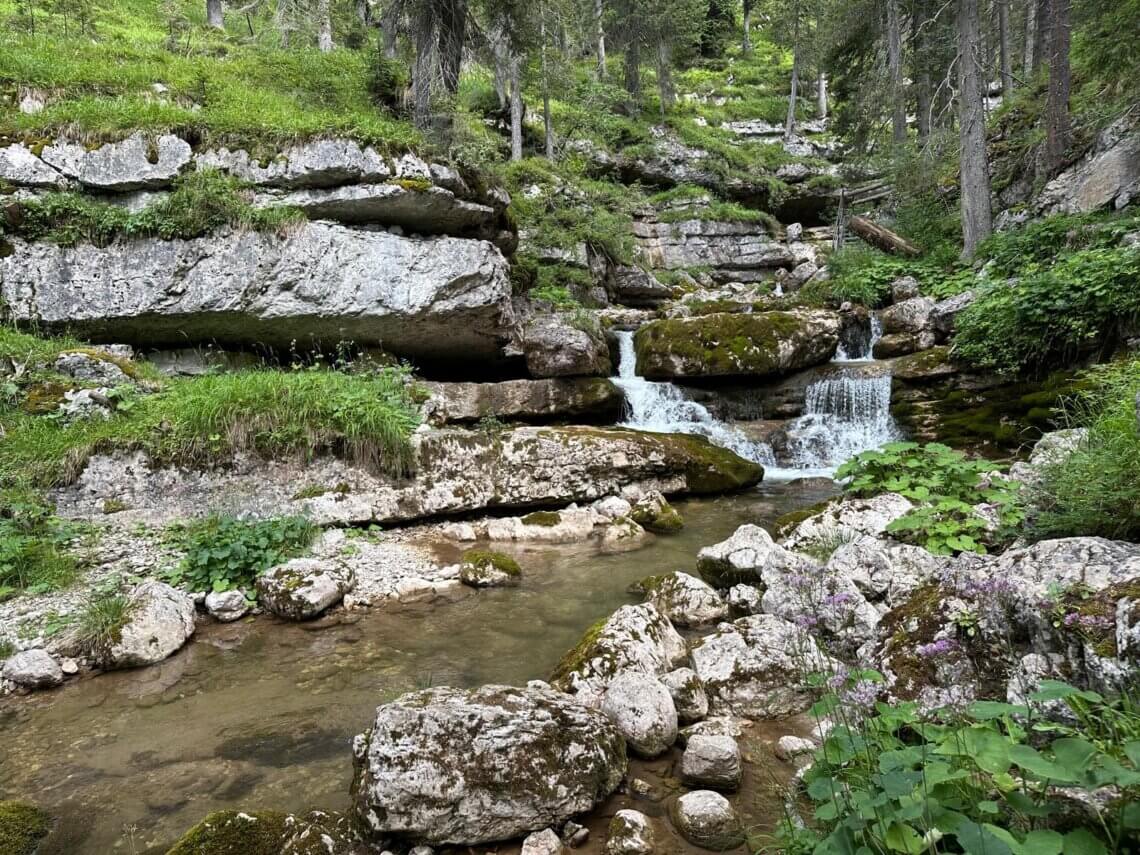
(0, 482, 836, 854)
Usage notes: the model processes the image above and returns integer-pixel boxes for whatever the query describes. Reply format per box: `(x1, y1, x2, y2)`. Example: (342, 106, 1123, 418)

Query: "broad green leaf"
(884, 822, 926, 854)
(1061, 829, 1108, 855)
(1021, 830, 1064, 855)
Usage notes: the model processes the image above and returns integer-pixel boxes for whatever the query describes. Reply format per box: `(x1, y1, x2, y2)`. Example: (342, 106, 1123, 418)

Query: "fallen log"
(849, 215, 921, 257)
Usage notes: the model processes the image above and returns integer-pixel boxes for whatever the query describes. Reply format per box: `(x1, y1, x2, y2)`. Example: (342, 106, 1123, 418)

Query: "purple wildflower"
(841, 679, 881, 710)
(823, 592, 856, 608)
(793, 614, 820, 629)
(916, 638, 959, 657)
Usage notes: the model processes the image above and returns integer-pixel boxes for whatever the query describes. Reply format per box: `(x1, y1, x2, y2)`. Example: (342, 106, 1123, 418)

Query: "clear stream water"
(0, 487, 837, 855)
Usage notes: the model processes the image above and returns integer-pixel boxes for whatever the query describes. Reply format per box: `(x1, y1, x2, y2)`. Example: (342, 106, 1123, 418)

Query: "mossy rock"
(20, 382, 69, 414)
(627, 574, 669, 595)
(549, 616, 609, 686)
(521, 510, 562, 527)
(165, 810, 290, 855)
(0, 802, 51, 855)
(459, 549, 522, 588)
(631, 501, 684, 534)
(771, 497, 840, 541)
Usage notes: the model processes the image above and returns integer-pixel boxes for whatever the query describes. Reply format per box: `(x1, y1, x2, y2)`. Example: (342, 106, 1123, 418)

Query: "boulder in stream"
(256, 559, 355, 620)
(98, 581, 196, 669)
(458, 549, 522, 587)
(600, 671, 679, 758)
(645, 571, 728, 627)
(680, 734, 743, 791)
(351, 684, 626, 846)
(669, 791, 745, 851)
(2, 649, 64, 689)
(604, 810, 655, 855)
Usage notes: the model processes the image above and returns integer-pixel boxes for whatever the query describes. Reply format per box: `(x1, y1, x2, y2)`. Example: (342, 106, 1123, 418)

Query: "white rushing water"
(834, 314, 882, 362)
(613, 326, 901, 478)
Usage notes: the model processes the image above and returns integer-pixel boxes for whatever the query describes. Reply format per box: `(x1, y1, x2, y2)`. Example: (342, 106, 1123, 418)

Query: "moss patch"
(165, 810, 290, 855)
(631, 501, 684, 534)
(549, 616, 609, 686)
(521, 511, 562, 527)
(461, 549, 522, 577)
(0, 802, 51, 855)
(771, 497, 840, 541)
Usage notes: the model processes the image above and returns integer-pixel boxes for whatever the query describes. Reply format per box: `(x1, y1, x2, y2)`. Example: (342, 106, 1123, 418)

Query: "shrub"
(1029, 358, 1140, 541)
(782, 676, 1140, 854)
(170, 515, 316, 593)
(837, 442, 1022, 554)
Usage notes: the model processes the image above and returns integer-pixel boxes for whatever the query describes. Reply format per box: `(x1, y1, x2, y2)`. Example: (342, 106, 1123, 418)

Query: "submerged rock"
(551, 603, 688, 706)
(604, 810, 655, 855)
(101, 581, 196, 669)
(629, 490, 683, 534)
(633, 310, 840, 380)
(2, 649, 64, 689)
(458, 549, 522, 588)
(256, 559, 355, 620)
(0, 801, 52, 855)
(1, 224, 513, 363)
(670, 791, 745, 851)
(600, 671, 679, 758)
(351, 685, 626, 845)
(165, 808, 366, 855)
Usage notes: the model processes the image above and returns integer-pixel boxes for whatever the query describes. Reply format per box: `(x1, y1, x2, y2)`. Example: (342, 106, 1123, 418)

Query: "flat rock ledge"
(56, 427, 764, 527)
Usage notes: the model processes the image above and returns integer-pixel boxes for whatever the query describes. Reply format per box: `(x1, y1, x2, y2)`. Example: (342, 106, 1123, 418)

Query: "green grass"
(1, 356, 423, 488)
(74, 590, 130, 657)
(1029, 358, 1140, 542)
(0, 487, 82, 600)
(0, 0, 418, 150)
(6, 169, 304, 246)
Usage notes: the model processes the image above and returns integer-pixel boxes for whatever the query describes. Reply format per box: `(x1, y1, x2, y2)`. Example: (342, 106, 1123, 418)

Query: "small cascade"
(834, 315, 882, 362)
(612, 331, 774, 465)
(778, 369, 900, 471)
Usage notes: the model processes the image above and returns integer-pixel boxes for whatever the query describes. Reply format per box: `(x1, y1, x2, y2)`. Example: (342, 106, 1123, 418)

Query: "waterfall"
(834, 315, 882, 362)
(778, 370, 900, 470)
(612, 331, 774, 465)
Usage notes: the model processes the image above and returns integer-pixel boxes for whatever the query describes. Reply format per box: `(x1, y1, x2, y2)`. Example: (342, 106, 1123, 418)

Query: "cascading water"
(834, 315, 882, 362)
(612, 331, 774, 465)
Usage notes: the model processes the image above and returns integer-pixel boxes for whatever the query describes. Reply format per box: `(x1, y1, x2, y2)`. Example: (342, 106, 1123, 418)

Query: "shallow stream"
(0, 483, 836, 854)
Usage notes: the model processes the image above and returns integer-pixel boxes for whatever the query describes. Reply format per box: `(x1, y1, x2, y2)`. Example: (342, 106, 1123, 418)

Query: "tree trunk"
(912, 0, 932, 141)
(624, 38, 641, 110)
(413, 13, 436, 130)
(380, 1, 398, 57)
(206, 0, 224, 29)
(849, 216, 921, 256)
(997, 0, 1013, 95)
(817, 71, 828, 119)
(784, 1, 800, 140)
(491, 28, 509, 111)
(1044, 0, 1071, 174)
(655, 39, 675, 117)
(1031, 0, 1049, 72)
(957, 0, 993, 259)
(595, 0, 607, 78)
(509, 53, 524, 161)
(317, 0, 333, 51)
(1022, 0, 1036, 75)
(887, 0, 906, 145)
(355, 0, 370, 26)
(541, 14, 554, 159)
(438, 0, 468, 96)
(742, 0, 752, 54)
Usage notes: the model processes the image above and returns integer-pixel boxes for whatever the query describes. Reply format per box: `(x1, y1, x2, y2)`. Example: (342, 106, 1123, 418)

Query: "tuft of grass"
(1029, 358, 1140, 542)
(0, 359, 423, 488)
(8, 170, 304, 246)
(75, 591, 130, 657)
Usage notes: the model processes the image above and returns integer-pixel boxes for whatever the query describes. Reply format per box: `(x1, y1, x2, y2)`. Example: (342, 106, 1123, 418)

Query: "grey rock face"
(522, 316, 612, 378)
(726, 584, 764, 616)
(552, 603, 688, 706)
(41, 132, 192, 190)
(881, 296, 936, 336)
(604, 810, 655, 855)
(670, 790, 744, 850)
(351, 685, 627, 845)
(255, 183, 496, 236)
(1036, 117, 1140, 215)
(0, 143, 67, 188)
(197, 138, 391, 188)
(600, 671, 679, 758)
(53, 351, 130, 385)
(661, 667, 709, 724)
(690, 614, 838, 718)
(204, 589, 250, 623)
(647, 572, 728, 627)
(422, 378, 623, 425)
(521, 829, 564, 855)
(2, 648, 65, 689)
(2, 224, 513, 361)
(609, 266, 673, 307)
(826, 538, 947, 607)
(697, 523, 817, 588)
(929, 290, 976, 338)
(102, 581, 197, 669)
(257, 559, 355, 620)
(633, 218, 793, 272)
(680, 734, 742, 791)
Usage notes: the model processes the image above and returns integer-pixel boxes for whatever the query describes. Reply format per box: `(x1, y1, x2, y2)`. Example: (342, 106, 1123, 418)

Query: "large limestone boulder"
(551, 603, 688, 705)
(632, 218, 794, 273)
(1008, 428, 1088, 486)
(777, 494, 914, 550)
(196, 137, 392, 188)
(601, 671, 678, 758)
(881, 297, 936, 337)
(609, 266, 673, 306)
(646, 572, 728, 627)
(680, 734, 742, 791)
(1036, 117, 1140, 215)
(257, 559, 355, 620)
(0, 142, 67, 188)
(521, 315, 612, 378)
(670, 791, 745, 851)
(825, 538, 947, 607)
(2, 649, 64, 689)
(40, 132, 192, 190)
(696, 523, 817, 588)
(100, 581, 196, 669)
(633, 310, 840, 380)
(661, 667, 709, 724)
(690, 614, 837, 718)
(423, 378, 623, 425)
(1, 224, 513, 362)
(351, 685, 626, 845)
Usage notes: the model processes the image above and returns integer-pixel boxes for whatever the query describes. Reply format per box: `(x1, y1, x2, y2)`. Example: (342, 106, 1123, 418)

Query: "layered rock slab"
(1, 223, 513, 361)
(351, 685, 626, 845)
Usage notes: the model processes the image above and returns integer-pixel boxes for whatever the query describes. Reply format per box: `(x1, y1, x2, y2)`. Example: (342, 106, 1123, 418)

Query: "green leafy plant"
(170, 515, 316, 593)
(837, 442, 1022, 554)
(782, 677, 1140, 855)
(0, 489, 81, 598)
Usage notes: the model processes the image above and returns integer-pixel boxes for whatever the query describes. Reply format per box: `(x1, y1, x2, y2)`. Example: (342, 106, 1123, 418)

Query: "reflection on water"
(0, 483, 836, 854)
